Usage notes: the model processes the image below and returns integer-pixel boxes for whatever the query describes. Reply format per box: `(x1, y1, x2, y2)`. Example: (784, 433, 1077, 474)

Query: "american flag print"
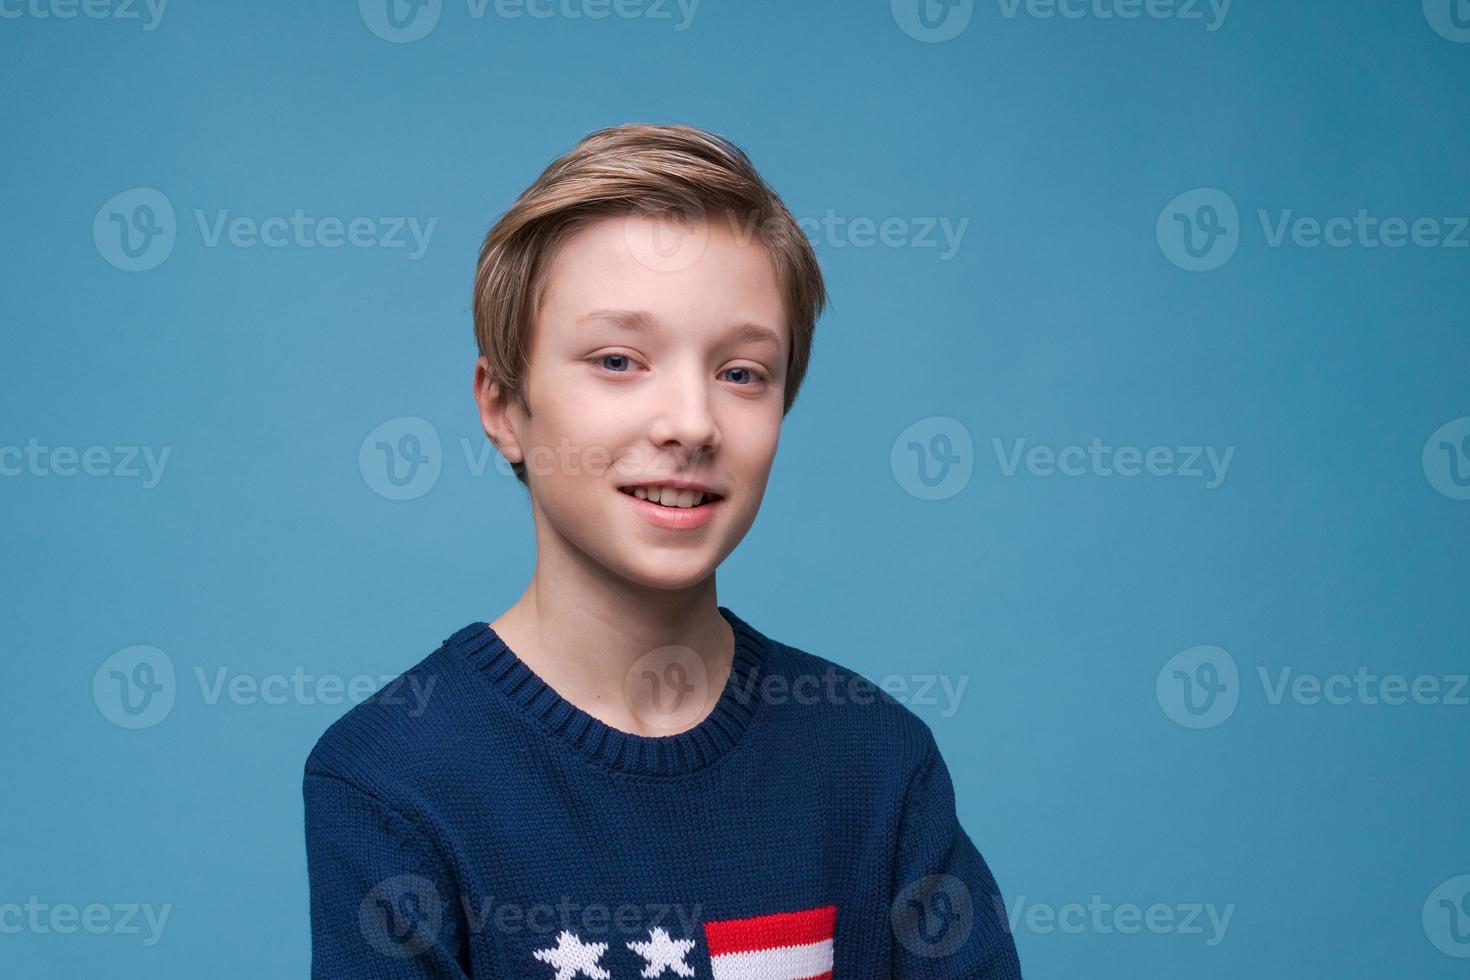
(702, 904, 837, 980)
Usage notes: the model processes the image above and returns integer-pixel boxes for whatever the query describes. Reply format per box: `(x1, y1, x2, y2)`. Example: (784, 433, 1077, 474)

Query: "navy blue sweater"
(302, 605, 1023, 978)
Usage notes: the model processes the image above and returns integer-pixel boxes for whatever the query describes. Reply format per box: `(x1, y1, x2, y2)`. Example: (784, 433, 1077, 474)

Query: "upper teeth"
(623, 486, 710, 508)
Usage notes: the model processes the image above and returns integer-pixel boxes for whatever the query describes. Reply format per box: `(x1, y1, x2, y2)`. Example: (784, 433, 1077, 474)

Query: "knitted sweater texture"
(302, 605, 1023, 979)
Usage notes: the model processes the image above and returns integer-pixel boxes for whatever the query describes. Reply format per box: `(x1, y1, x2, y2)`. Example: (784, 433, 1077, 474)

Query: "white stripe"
(708, 938, 833, 980)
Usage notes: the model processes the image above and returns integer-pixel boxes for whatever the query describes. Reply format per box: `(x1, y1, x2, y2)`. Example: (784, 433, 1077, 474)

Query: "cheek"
(523, 395, 627, 479)
(721, 423, 781, 503)
(728, 405, 783, 458)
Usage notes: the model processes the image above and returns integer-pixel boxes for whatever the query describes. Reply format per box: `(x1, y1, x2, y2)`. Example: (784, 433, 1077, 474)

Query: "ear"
(473, 356, 523, 466)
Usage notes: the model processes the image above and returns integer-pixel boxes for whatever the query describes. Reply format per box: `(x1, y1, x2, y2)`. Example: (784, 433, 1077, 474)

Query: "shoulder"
(301, 623, 486, 799)
(759, 631, 940, 782)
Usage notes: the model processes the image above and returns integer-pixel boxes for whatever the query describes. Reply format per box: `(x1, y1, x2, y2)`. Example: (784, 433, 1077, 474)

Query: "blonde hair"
(472, 122, 827, 485)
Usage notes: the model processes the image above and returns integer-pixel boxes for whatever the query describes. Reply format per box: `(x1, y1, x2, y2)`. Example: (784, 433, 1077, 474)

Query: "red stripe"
(704, 904, 836, 956)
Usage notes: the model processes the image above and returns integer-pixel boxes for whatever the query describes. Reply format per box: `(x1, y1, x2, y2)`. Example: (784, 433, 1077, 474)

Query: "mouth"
(617, 485, 725, 510)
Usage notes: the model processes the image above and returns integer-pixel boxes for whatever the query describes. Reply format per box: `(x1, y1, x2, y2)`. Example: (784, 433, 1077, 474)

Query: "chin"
(613, 552, 720, 592)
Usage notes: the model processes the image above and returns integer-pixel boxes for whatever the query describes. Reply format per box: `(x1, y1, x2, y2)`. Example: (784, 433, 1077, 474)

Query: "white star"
(531, 930, 612, 980)
(626, 927, 696, 978)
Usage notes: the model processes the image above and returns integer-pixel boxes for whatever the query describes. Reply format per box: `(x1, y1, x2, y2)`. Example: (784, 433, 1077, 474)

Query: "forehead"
(535, 212, 788, 342)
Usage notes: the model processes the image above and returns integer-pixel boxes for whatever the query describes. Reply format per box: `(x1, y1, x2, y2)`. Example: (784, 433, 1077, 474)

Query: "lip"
(619, 488, 724, 530)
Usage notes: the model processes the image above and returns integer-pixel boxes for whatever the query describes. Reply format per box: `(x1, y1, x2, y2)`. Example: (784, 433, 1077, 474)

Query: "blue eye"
(599, 354, 632, 373)
(723, 366, 767, 385)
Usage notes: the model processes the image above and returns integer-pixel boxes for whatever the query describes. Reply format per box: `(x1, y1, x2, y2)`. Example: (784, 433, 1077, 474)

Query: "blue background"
(3, 0, 1468, 976)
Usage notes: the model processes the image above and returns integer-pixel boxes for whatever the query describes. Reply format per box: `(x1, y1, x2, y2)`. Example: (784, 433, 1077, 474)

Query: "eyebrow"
(577, 308, 784, 351)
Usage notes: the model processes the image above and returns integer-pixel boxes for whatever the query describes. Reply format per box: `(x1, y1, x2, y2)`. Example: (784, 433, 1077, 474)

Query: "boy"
(303, 123, 1023, 978)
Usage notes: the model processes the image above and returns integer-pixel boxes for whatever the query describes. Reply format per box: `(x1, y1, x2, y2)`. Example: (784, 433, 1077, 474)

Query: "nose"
(646, 368, 721, 468)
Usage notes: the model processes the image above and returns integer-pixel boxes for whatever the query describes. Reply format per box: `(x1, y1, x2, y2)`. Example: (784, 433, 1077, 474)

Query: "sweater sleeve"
(888, 730, 1024, 978)
(303, 770, 472, 979)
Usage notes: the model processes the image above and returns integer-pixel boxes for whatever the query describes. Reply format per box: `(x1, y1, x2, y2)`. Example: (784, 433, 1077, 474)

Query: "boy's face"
(478, 211, 789, 591)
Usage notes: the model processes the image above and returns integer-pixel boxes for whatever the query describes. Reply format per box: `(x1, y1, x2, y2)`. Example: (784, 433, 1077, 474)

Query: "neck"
(488, 541, 734, 738)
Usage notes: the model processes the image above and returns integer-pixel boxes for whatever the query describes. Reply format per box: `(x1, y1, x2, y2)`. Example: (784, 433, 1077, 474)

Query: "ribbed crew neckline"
(449, 605, 768, 778)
